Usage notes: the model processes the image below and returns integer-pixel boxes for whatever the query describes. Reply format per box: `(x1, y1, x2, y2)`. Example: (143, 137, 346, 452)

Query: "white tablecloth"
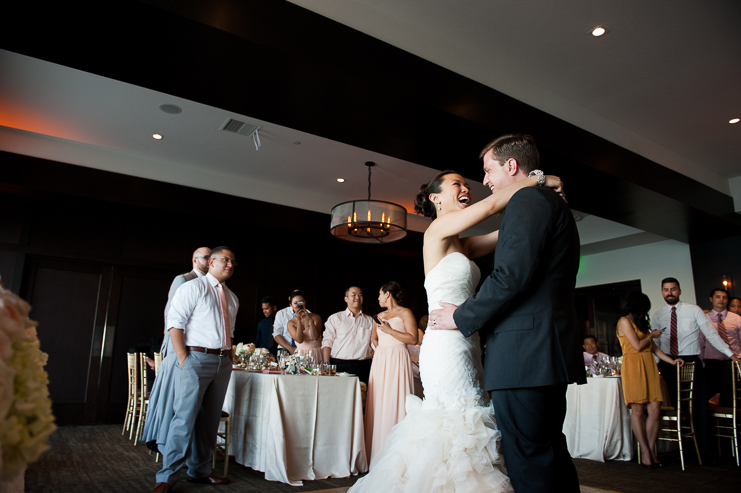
(563, 377, 633, 462)
(222, 370, 368, 485)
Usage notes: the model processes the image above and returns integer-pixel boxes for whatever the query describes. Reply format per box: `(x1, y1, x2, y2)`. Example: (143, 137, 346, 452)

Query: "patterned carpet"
(24, 425, 741, 492)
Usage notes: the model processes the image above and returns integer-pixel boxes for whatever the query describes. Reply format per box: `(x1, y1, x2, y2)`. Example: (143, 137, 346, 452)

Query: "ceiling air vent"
(220, 118, 261, 136)
(219, 118, 263, 150)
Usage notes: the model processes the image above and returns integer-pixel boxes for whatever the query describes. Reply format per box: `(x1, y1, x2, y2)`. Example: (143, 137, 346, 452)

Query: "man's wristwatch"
(528, 169, 545, 186)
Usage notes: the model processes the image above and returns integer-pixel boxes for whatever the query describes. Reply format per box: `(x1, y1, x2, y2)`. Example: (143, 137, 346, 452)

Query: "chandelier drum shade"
(329, 162, 408, 243)
(330, 200, 407, 243)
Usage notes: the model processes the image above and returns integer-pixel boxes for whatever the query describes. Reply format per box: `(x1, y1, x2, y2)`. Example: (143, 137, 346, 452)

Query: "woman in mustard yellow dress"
(616, 292, 683, 468)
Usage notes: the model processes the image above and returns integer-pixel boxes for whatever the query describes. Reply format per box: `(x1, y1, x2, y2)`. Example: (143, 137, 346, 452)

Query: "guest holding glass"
(364, 281, 417, 464)
(287, 292, 324, 365)
(616, 292, 683, 469)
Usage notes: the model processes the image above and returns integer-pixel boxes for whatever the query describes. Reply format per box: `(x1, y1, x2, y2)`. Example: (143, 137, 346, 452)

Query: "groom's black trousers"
(490, 384, 580, 493)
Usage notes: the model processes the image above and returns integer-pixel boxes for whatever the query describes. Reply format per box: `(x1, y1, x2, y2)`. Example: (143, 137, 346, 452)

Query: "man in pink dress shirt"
(582, 336, 610, 375)
(701, 288, 741, 407)
(322, 286, 374, 383)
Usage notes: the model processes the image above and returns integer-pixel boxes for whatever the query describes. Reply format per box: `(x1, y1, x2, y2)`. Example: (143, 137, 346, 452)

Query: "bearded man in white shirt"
(152, 246, 239, 493)
(322, 286, 374, 383)
(161, 246, 212, 357)
(651, 277, 738, 461)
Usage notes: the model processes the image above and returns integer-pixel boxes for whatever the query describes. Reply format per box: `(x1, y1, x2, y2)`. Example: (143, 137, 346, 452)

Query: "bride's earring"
(436, 203, 441, 211)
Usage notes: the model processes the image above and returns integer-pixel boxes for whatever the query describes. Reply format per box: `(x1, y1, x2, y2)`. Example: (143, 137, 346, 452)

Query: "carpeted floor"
(24, 425, 741, 492)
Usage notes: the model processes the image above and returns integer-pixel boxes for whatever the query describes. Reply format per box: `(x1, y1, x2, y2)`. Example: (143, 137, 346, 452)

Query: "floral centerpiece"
(0, 287, 56, 482)
(233, 342, 255, 367)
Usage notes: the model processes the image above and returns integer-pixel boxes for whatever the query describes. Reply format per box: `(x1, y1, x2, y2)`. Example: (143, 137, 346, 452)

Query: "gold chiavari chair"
(212, 411, 231, 477)
(709, 360, 741, 465)
(154, 352, 163, 377)
(123, 352, 138, 437)
(134, 352, 150, 445)
(656, 361, 701, 470)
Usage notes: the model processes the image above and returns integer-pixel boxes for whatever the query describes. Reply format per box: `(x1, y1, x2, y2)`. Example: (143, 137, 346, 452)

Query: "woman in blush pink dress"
(365, 281, 417, 465)
(286, 293, 324, 365)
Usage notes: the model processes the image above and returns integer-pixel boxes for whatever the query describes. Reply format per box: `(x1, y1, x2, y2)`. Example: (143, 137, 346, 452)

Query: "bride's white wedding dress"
(349, 252, 512, 492)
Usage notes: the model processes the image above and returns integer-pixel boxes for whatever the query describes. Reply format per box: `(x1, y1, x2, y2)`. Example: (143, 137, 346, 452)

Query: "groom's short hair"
(479, 134, 540, 175)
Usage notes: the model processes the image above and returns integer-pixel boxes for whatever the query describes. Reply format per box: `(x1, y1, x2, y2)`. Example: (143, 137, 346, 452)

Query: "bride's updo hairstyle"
(381, 281, 404, 304)
(414, 170, 458, 219)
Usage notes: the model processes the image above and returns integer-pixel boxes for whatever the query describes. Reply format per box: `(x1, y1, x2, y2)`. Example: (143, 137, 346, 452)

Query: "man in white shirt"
(322, 286, 374, 383)
(701, 288, 741, 407)
(161, 246, 212, 357)
(582, 336, 609, 366)
(651, 277, 738, 460)
(152, 246, 239, 493)
(272, 289, 306, 354)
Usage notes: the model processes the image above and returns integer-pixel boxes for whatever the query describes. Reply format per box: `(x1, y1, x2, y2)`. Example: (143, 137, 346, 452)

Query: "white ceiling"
(288, 0, 741, 191)
(2, 1, 739, 247)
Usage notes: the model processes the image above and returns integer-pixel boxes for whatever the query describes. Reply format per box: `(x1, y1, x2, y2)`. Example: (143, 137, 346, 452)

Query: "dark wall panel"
(691, 234, 741, 311)
(22, 260, 107, 425)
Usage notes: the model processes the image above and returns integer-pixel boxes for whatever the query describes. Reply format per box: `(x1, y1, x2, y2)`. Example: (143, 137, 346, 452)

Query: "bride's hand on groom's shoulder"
(428, 302, 459, 331)
(545, 175, 567, 202)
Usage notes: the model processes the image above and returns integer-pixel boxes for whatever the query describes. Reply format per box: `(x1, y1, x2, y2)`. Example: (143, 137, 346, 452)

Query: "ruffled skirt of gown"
(349, 329, 512, 492)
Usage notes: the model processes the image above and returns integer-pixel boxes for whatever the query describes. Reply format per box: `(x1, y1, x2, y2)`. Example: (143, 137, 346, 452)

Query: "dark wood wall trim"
(2, 0, 739, 243)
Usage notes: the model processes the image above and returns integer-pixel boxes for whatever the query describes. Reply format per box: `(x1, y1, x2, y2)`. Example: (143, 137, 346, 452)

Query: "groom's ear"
(507, 158, 522, 177)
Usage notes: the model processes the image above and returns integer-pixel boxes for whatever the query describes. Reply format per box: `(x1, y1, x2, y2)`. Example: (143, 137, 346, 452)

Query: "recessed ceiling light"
(293, 141, 301, 145)
(152, 133, 163, 140)
(730, 118, 740, 124)
(591, 26, 608, 37)
(336, 178, 345, 183)
(159, 104, 182, 114)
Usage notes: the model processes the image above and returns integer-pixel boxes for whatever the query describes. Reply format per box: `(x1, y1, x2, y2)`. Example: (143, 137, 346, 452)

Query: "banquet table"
(563, 376, 633, 462)
(222, 370, 368, 486)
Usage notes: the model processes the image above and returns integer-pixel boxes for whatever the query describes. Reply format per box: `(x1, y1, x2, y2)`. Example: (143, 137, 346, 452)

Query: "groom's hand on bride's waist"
(428, 302, 459, 331)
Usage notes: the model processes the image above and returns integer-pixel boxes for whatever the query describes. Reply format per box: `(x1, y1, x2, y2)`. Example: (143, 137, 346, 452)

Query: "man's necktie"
(670, 306, 678, 357)
(217, 283, 231, 349)
(717, 313, 731, 345)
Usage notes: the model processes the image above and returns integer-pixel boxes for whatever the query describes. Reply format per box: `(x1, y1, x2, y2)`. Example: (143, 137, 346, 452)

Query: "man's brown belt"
(186, 346, 230, 357)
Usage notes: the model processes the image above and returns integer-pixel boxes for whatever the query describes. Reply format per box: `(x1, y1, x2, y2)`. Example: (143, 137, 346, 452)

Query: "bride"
(349, 169, 563, 492)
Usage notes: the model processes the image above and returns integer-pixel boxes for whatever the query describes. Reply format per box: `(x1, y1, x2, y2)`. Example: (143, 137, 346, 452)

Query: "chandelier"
(330, 162, 407, 243)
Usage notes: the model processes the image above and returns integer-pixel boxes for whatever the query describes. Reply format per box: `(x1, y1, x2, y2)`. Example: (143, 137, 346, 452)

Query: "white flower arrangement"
(0, 287, 56, 481)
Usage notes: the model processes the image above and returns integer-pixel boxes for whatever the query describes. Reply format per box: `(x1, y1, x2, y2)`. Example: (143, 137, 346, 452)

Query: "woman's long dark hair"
(620, 292, 651, 332)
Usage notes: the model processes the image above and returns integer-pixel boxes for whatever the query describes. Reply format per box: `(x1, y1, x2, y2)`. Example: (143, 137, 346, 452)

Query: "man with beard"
(651, 277, 738, 462)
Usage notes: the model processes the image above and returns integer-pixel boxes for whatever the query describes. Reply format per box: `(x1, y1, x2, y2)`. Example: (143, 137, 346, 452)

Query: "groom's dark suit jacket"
(454, 186, 586, 391)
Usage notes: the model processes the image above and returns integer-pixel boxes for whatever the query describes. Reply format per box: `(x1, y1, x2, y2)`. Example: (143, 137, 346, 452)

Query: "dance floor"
(23, 425, 741, 492)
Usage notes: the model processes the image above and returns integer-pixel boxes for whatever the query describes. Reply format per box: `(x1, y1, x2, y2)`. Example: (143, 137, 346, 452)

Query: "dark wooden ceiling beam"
(1, 0, 739, 243)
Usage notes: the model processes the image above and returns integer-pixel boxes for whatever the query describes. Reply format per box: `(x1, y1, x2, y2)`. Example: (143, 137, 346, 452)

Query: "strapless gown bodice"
(424, 252, 481, 311)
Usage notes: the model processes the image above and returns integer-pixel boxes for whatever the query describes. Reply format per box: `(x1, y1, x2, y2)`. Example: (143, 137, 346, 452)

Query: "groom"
(430, 134, 584, 493)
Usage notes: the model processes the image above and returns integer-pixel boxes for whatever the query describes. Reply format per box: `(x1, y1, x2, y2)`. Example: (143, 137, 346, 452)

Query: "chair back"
(154, 352, 163, 377)
(675, 361, 696, 420)
(127, 352, 138, 397)
(139, 352, 149, 398)
(733, 360, 741, 414)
